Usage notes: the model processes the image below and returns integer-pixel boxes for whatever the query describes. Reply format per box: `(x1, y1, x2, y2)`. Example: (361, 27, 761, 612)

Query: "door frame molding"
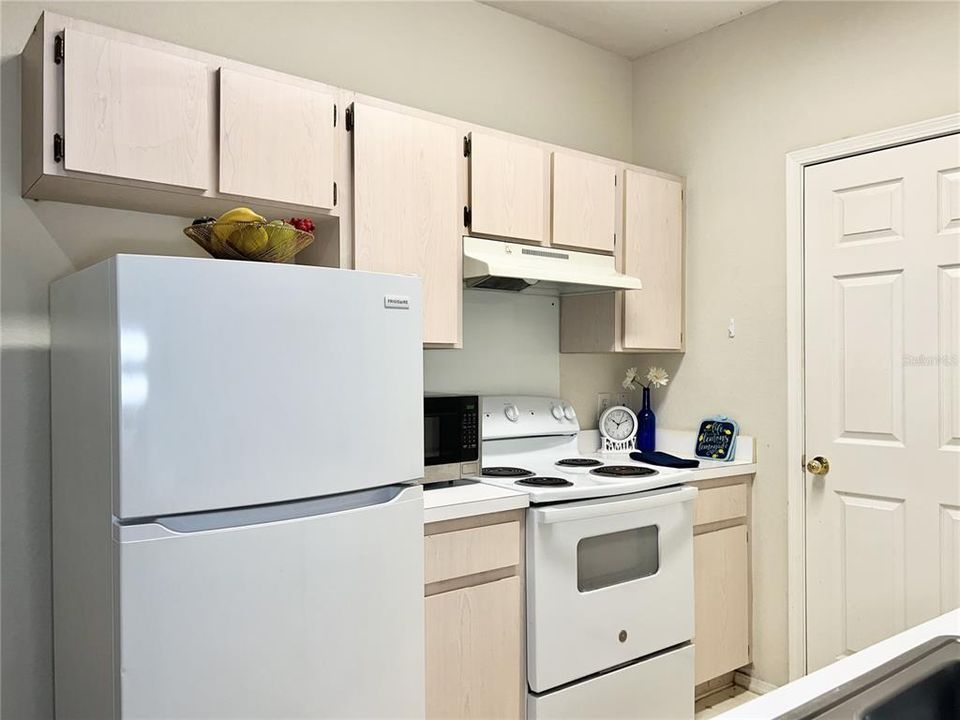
(784, 113, 960, 680)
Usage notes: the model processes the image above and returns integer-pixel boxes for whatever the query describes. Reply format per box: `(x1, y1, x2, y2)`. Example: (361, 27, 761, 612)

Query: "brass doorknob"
(806, 456, 830, 476)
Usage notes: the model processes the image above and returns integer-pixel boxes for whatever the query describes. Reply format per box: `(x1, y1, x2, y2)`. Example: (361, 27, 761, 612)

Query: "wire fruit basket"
(184, 221, 314, 262)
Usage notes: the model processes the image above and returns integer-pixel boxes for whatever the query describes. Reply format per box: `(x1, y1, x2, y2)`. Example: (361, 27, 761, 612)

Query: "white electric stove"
(476, 396, 697, 720)
(477, 395, 692, 502)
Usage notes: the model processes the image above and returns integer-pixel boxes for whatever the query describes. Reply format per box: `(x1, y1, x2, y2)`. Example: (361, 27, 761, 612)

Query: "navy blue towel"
(630, 451, 700, 469)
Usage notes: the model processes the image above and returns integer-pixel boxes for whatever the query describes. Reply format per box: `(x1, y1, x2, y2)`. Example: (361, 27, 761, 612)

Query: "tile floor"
(695, 687, 761, 719)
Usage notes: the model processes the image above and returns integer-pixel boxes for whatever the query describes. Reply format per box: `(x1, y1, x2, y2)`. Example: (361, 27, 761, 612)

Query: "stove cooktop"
(478, 458, 683, 503)
(475, 396, 692, 503)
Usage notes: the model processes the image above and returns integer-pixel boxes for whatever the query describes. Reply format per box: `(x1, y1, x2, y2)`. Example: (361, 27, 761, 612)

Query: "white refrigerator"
(50, 255, 426, 719)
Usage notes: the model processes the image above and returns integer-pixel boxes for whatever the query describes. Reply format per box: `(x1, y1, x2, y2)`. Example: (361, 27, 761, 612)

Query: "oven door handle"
(532, 485, 698, 524)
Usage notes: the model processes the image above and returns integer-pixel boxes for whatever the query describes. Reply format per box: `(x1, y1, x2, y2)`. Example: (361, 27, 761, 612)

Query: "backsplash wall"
(425, 290, 560, 397)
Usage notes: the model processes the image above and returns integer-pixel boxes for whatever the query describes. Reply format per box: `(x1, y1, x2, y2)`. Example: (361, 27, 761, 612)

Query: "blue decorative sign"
(695, 416, 739, 462)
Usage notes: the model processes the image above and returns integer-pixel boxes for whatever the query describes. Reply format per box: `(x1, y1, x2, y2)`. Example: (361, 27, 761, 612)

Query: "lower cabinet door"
(426, 576, 522, 719)
(694, 525, 750, 684)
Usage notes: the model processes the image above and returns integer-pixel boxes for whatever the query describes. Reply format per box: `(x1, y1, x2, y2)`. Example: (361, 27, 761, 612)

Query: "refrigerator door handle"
(115, 484, 423, 541)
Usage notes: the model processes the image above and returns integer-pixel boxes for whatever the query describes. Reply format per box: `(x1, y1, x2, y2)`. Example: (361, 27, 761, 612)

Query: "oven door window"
(576, 525, 660, 592)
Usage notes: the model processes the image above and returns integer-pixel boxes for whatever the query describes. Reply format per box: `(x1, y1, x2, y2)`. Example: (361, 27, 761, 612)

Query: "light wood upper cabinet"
(693, 524, 750, 685)
(352, 103, 462, 346)
(63, 29, 210, 190)
(622, 170, 684, 350)
(219, 69, 335, 209)
(469, 132, 547, 243)
(559, 167, 684, 353)
(426, 577, 522, 720)
(550, 152, 617, 254)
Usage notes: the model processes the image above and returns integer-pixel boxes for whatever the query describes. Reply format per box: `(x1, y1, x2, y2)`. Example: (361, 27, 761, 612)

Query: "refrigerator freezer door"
(116, 485, 425, 719)
(111, 255, 423, 518)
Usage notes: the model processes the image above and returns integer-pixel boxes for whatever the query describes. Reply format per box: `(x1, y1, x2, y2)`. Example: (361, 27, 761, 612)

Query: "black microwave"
(424, 394, 480, 482)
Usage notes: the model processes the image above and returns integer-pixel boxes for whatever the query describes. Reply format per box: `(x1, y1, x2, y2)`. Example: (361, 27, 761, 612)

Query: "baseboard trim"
(695, 672, 735, 701)
(734, 670, 778, 695)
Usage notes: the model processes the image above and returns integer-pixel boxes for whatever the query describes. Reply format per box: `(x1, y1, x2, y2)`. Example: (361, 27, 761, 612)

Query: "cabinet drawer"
(425, 521, 520, 584)
(694, 484, 748, 527)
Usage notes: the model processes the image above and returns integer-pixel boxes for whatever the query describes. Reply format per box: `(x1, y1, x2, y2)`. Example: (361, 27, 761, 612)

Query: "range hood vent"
(462, 236, 642, 295)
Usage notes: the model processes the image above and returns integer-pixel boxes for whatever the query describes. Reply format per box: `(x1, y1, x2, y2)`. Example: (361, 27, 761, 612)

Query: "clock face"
(601, 406, 637, 442)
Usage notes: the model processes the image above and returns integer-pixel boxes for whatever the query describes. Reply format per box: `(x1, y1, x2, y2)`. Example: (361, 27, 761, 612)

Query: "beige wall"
(630, 0, 960, 686)
(0, 2, 636, 716)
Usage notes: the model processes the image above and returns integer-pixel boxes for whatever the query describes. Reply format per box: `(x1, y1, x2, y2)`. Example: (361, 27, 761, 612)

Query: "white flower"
(646, 366, 670, 388)
(622, 366, 642, 391)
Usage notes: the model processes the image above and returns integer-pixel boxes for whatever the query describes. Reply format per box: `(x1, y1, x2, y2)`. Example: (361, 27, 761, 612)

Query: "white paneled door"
(804, 134, 960, 671)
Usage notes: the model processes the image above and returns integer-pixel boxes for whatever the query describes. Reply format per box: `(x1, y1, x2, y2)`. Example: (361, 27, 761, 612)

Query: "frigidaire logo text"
(383, 295, 410, 310)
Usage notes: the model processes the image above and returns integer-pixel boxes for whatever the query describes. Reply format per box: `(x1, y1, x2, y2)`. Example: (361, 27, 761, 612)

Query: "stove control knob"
(551, 405, 564, 421)
(504, 404, 520, 422)
(562, 404, 577, 421)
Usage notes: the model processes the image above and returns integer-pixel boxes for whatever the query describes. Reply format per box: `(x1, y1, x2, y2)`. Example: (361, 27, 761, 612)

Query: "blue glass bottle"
(636, 386, 656, 451)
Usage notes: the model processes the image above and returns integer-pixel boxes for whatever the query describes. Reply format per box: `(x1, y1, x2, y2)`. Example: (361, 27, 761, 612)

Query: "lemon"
(212, 207, 265, 245)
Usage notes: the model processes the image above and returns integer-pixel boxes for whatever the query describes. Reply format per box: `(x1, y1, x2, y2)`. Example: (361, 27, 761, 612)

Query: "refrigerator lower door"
(115, 485, 424, 719)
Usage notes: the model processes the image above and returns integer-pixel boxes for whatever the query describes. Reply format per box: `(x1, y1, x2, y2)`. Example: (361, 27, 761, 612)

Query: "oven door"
(526, 485, 697, 692)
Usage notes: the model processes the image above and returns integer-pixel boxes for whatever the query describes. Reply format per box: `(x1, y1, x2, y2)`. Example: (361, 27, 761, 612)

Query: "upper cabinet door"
(622, 170, 684, 351)
(550, 152, 617, 254)
(469, 133, 547, 243)
(353, 103, 461, 346)
(219, 69, 335, 209)
(63, 29, 210, 190)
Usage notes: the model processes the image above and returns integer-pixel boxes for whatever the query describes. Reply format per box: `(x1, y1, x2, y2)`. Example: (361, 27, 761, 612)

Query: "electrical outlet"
(597, 393, 612, 418)
(615, 392, 630, 408)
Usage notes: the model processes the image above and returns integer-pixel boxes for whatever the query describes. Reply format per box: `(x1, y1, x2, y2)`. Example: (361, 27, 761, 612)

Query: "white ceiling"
(482, 1, 776, 60)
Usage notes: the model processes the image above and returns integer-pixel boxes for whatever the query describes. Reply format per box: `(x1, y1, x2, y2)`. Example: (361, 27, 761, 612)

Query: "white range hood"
(462, 236, 643, 295)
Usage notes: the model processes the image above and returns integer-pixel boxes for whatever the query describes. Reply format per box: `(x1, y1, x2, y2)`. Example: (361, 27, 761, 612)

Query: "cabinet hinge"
(463, 206, 471, 227)
(614, 174, 617, 187)
(333, 103, 337, 127)
(333, 181, 338, 207)
(463, 135, 471, 157)
(53, 133, 64, 163)
(54, 33, 64, 64)
(345, 106, 354, 132)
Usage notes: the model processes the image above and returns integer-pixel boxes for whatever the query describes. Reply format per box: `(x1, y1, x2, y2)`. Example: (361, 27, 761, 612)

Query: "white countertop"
(719, 609, 960, 718)
(577, 428, 758, 481)
(422, 481, 528, 524)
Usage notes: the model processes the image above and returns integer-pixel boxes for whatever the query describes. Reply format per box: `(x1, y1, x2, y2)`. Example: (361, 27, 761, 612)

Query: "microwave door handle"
(532, 485, 698, 525)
